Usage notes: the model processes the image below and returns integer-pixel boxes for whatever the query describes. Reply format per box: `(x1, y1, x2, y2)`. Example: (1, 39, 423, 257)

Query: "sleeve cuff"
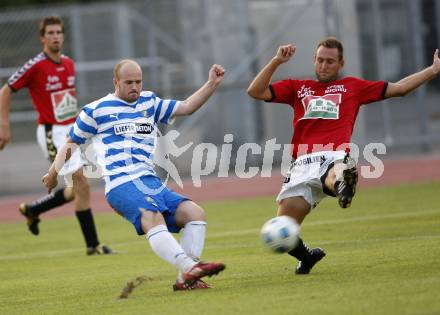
(167, 101, 181, 125)
(381, 82, 389, 99)
(69, 128, 86, 145)
(264, 84, 276, 103)
(7, 83, 17, 93)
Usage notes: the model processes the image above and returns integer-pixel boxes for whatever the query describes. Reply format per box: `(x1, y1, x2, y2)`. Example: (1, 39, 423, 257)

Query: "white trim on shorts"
(36, 124, 85, 177)
(276, 151, 347, 208)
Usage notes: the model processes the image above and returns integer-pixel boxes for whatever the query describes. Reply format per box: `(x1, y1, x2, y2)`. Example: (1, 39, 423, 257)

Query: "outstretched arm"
(385, 49, 439, 98)
(247, 44, 296, 101)
(173, 64, 225, 116)
(0, 84, 13, 150)
(42, 138, 79, 193)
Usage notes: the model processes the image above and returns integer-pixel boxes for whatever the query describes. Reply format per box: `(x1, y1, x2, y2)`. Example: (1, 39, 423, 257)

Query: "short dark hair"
(39, 16, 64, 37)
(317, 37, 344, 60)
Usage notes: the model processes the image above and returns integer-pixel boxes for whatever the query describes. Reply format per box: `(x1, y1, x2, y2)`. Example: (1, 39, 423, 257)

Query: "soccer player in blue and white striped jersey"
(43, 59, 226, 290)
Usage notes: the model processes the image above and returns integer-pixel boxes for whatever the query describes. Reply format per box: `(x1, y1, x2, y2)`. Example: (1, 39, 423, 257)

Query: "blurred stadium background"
(0, 0, 439, 196)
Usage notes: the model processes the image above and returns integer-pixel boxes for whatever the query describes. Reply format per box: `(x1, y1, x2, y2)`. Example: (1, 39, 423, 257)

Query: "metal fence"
(0, 0, 440, 191)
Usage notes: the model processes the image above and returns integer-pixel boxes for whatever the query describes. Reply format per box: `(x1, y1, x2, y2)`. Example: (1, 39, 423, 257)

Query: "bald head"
(113, 59, 143, 102)
(113, 59, 142, 80)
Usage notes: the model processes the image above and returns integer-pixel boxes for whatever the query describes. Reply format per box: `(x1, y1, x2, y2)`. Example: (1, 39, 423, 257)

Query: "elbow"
(186, 108, 196, 116)
(247, 87, 261, 100)
(247, 89, 256, 99)
(247, 84, 271, 101)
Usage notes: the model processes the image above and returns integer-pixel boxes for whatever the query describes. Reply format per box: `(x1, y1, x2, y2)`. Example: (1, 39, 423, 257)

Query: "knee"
(72, 171, 88, 186)
(63, 187, 75, 201)
(193, 206, 206, 221)
(188, 203, 206, 221)
(175, 201, 206, 226)
(140, 210, 165, 233)
(140, 211, 153, 233)
(72, 171, 90, 196)
(277, 197, 311, 225)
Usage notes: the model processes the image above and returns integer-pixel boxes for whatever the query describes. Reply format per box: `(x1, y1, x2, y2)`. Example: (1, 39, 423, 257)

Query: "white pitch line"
(207, 208, 440, 239)
(306, 208, 440, 226)
(206, 234, 440, 250)
(1, 233, 440, 261)
(0, 208, 439, 261)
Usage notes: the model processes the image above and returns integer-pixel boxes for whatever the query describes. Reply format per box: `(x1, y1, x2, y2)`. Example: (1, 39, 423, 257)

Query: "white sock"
(147, 225, 196, 273)
(177, 221, 207, 281)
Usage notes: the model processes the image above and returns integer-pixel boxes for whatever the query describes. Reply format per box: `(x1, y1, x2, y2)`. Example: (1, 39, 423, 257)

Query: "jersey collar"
(43, 52, 62, 65)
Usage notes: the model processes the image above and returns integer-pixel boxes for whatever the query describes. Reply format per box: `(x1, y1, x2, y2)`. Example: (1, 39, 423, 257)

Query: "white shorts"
(276, 151, 347, 208)
(36, 124, 85, 179)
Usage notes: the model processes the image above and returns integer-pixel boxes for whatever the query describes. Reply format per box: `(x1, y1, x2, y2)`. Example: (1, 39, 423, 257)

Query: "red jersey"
(270, 77, 387, 158)
(8, 52, 77, 125)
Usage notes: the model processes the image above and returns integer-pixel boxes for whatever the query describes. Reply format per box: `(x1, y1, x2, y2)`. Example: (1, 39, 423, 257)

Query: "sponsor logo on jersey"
(301, 94, 341, 120)
(114, 122, 154, 135)
(51, 88, 78, 122)
(48, 76, 59, 83)
(297, 85, 315, 98)
(67, 76, 75, 87)
(324, 84, 347, 94)
(46, 75, 62, 91)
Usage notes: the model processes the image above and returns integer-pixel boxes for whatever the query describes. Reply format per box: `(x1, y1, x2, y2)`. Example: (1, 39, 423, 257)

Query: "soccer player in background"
(247, 37, 439, 274)
(0, 16, 113, 255)
(42, 59, 226, 290)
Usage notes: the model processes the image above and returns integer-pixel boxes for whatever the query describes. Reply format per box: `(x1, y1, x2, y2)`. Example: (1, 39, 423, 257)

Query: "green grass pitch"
(1, 182, 439, 315)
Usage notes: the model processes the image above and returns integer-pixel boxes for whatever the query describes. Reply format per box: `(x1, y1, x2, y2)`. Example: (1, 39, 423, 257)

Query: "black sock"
(75, 209, 100, 248)
(27, 189, 68, 216)
(288, 238, 312, 262)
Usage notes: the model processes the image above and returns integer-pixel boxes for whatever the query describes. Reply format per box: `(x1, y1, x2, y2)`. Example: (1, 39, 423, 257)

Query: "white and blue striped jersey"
(69, 91, 180, 194)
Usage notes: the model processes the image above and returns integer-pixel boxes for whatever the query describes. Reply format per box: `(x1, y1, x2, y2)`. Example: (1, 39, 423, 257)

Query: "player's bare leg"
(278, 196, 326, 274)
(277, 196, 310, 224)
(62, 187, 75, 200)
(174, 200, 206, 224)
(324, 152, 358, 208)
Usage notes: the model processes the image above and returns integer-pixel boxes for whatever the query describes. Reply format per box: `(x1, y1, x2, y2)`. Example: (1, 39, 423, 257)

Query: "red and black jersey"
(269, 77, 388, 158)
(8, 52, 77, 125)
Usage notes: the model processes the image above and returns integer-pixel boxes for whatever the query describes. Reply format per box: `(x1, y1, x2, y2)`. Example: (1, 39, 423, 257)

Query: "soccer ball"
(260, 216, 300, 253)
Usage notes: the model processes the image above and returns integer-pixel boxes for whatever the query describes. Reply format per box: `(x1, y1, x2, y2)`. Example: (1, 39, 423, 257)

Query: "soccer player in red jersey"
(248, 37, 439, 274)
(0, 16, 113, 255)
